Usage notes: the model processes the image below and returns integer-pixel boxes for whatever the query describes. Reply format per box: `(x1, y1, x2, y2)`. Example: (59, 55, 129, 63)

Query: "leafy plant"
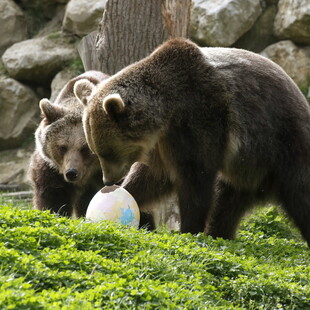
(0, 196, 309, 309)
(67, 58, 85, 76)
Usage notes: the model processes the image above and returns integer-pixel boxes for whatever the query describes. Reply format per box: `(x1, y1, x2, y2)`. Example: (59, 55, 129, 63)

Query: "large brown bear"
(74, 39, 310, 246)
(29, 71, 108, 218)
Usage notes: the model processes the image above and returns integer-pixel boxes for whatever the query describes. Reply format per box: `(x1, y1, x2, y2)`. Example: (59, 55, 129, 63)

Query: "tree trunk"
(78, 0, 192, 229)
(78, 0, 191, 74)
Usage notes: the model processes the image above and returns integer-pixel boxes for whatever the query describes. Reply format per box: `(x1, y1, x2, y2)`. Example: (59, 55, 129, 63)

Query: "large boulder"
(234, 4, 278, 52)
(62, 0, 106, 36)
(274, 0, 310, 44)
(0, 76, 39, 150)
(1, 35, 78, 86)
(190, 0, 262, 47)
(0, 144, 34, 189)
(50, 67, 80, 102)
(37, 6, 66, 37)
(19, 0, 69, 19)
(261, 40, 310, 93)
(0, 0, 28, 56)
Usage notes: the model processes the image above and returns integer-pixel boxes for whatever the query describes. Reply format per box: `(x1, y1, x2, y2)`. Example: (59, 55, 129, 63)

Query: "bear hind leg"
(279, 184, 310, 247)
(208, 180, 256, 240)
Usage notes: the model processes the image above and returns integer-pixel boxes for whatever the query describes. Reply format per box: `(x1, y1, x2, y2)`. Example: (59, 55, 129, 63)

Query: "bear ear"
(74, 79, 95, 106)
(102, 93, 125, 116)
(39, 99, 65, 124)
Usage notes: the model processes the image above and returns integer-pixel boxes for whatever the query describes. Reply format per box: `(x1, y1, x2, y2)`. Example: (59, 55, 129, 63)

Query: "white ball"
(86, 185, 140, 228)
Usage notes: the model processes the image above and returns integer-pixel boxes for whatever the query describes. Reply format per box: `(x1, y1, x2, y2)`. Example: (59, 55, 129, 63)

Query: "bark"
(78, 0, 191, 229)
(78, 0, 191, 74)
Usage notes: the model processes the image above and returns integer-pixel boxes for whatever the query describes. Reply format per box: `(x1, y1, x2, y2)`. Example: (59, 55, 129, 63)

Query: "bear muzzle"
(100, 161, 129, 187)
(65, 168, 79, 182)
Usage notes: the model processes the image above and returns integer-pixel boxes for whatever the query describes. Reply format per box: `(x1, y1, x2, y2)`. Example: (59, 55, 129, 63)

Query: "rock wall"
(0, 0, 309, 188)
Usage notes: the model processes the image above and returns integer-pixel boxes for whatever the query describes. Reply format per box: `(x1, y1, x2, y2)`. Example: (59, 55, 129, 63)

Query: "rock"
(234, 5, 278, 52)
(50, 67, 80, 102)
(37, 6, 66, 37)
(1, 35, 78, 86)
(0, 143, 34, 189)
(274, 0, 310, 44)
(62, 0, 106, 36)
(261, 40, 310, 93)
(190, 0, 262, 47)
(154, 196, 180, 231)
(0, 76, 39, 150)
(19, 0, 69, 19)
(0, 0, 28, 56)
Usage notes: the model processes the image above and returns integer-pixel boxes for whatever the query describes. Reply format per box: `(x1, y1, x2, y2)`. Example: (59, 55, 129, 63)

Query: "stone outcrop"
(0, 145, 34, 189)
(19, 0, 69, 19)
(36, 6, 66, 37)
(274, 0, 310, 44)
(50, 67, 79, 102)
(0, 76, 39, 150)
(261, 40, 310, 93)
(234, 4, 278, 52)
(63, 0, 106, 36)
(0, 0, 28, 56)
(1, 35, 78, 86)
(190, 0, 262, 47)
(0, 0, 309, 189)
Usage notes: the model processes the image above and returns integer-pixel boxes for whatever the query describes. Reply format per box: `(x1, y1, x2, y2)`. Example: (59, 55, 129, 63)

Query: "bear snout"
(65, 168, 79, 182)
(104, 180, 115, 186)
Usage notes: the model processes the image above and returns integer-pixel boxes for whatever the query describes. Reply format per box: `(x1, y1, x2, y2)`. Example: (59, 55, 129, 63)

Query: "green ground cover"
(0, 196, 309, 309)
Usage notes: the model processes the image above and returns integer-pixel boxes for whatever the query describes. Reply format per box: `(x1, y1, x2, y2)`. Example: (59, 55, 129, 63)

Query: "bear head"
(74, 78, 160, 185)
(35, 98, 100, 185)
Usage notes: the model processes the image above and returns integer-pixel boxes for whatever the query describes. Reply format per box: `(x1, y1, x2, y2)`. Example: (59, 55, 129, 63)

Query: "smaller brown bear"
(29, 71, 108, 218)
(74, 39, 310, 247)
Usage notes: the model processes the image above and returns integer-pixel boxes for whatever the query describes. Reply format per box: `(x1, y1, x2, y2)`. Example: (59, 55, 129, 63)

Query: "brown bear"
(29, 71, 108, 218)
(74, 39, 310, 246)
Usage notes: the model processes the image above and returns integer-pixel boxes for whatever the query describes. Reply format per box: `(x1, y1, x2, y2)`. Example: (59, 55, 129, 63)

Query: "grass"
(0, 195, 309, 309)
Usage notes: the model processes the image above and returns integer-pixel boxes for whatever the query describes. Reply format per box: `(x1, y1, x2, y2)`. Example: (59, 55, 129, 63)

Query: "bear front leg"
(71, 186, 97, 218)
(30, 152, 73, 216)
(139, 212, 156, 230)
(176, 167, 217, 234)
(34, 186, 72, 216)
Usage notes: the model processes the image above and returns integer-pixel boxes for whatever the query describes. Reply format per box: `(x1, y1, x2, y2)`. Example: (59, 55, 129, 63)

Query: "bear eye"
(59, 145, 67, 155)
(80, 145, 91, 156)
(101, 151, 117, 162)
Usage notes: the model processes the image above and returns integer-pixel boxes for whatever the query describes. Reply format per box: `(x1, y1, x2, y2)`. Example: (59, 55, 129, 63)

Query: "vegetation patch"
(67, 58, 85, 76)
(0, 196, 309, 309)
(47, 31, 62, 41)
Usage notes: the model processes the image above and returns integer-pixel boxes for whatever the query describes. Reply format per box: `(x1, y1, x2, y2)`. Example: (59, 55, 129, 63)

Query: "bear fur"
(74, 39, 310, 246)
(30, 71, 108, 218)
